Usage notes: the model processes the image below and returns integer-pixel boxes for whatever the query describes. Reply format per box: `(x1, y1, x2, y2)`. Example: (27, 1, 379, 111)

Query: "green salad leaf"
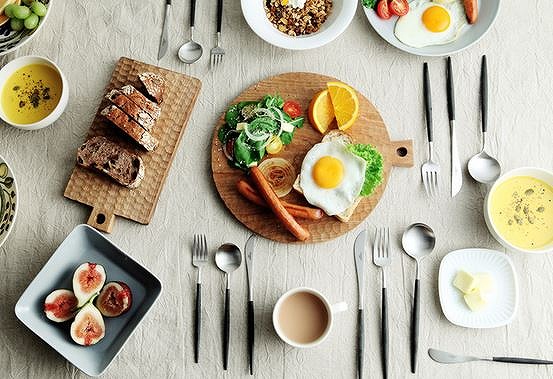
(362, 0, 377, 9)
(348, 143, 384, 196)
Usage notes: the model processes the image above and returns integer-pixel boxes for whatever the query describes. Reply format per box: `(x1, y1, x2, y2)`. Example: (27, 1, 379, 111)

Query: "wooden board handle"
(87, 207, 115, 233)
(388, 140, 414, 167)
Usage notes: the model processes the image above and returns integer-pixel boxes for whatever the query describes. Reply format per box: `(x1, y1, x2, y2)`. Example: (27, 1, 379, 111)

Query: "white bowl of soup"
(0, 55, 68, 130)
(485, 167, 553, 254)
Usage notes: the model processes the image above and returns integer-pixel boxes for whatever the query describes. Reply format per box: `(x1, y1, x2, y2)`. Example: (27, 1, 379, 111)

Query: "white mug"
(272, 287, 348, 348)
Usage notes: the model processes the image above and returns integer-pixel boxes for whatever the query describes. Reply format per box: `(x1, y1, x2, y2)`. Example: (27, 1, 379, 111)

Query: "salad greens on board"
(218, 95, 304, 170)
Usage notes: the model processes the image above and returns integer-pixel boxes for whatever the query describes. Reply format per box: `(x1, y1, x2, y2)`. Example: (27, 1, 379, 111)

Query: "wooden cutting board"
(64, 57, 201, 233)
(211, 72, 413, 243)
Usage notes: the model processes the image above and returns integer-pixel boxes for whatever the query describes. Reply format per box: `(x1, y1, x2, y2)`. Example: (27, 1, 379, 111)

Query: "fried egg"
(299, 141, 366, 216)
(394, 0, 468, 48)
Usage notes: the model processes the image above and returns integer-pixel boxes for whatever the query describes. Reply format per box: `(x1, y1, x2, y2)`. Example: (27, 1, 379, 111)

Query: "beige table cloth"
(1, 0, 553, 378)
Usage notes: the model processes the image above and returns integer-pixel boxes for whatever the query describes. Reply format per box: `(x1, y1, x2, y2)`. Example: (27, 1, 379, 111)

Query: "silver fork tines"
(373, 227, 391, 280)
(422, 143, 440, 198)
(192, 234, 208, 280)
(210, 32, 225, 69)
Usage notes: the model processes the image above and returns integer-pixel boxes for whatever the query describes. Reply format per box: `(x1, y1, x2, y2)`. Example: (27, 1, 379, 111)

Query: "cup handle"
(330, 302, 348, 315)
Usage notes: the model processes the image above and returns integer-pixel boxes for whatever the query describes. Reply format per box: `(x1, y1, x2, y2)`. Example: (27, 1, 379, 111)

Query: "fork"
(210, 0, 225, 68)
(421, 62, 440, 197)
(192, 234, 207, 363)
(373, 227, 391, 379)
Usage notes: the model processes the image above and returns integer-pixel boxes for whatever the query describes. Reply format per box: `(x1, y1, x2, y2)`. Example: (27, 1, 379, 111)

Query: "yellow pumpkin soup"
(491, 176, 553, 250)
(1, 63, 62, 124)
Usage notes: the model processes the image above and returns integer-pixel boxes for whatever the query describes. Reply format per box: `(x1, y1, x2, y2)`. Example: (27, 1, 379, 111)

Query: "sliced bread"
(77, 136, 144, 189)
(106, 89, 155, 132)
(101, 105, 158, 151)
(120, 85, 161, 120)
(139, 72, 165, 103)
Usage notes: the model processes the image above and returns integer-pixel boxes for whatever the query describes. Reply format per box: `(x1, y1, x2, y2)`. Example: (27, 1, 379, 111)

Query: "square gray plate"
(14, 224, 162, 376)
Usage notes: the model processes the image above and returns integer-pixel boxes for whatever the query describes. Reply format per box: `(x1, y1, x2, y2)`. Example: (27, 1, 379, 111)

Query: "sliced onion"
(223, 139, 235, 161)
(258, 158, 296, 198)
(244, 125, 271, 142)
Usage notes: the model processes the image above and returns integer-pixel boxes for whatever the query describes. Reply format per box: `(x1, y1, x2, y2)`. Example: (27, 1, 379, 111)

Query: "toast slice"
(120, 85, 161, 120)
(101, 105, 158, 151)
(106, 89, 155, 132)
(139, 72, 165, 103)
(77, 136, 144, 188)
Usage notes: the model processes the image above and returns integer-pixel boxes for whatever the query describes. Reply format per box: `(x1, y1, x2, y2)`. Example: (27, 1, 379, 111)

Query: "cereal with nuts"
(265, 0, 333, 37)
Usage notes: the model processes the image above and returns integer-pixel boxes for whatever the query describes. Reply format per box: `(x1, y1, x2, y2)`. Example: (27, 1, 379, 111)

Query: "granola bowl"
(242, 0, 356, 50)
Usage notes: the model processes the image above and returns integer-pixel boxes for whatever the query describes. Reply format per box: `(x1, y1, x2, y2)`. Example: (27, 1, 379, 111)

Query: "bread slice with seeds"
(101, 105, 158, 151)
(138, 72, 165, 103)
(77, 136, 144, 189)
(106, 89, 155, 132)
(120, 85, 161, 120)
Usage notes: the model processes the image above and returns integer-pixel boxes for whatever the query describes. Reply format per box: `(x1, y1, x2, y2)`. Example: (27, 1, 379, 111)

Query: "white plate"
(438, 248, 518, 328)
(241, 0, 356, 50)
(362, 0, 500, 56)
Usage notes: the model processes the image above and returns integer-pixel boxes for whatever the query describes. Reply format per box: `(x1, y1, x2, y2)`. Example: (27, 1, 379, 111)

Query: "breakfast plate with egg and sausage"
(363, 0, 500, 56)
(211, 72, 414, 243)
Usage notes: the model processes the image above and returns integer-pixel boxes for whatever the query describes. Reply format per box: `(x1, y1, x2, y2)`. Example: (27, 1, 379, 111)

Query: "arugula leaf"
(218, 124, 231, 143)
(249, 117, 278, 134)
(225, 104, 241, 128)
(233, 132, 265, 170)
(290, 116, 304, 128)
(347, 143, 383, 196)
(362, 0, 377, 8)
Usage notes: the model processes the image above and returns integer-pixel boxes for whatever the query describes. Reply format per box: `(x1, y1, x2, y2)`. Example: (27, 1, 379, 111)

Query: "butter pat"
(474, 273, 494, 293)
(453, 270, 477, 294)
(464, 290, 487, 311)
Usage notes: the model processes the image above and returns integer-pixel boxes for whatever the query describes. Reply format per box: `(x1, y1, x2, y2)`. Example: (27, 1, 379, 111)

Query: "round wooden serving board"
(211, 72, 413, 243)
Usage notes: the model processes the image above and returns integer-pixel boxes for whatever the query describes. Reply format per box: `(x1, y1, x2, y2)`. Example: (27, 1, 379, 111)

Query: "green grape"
(4, 4, 16, 18)
(22, 0, 34, 5)
(23, 13, 38, 29)
(13, 5, 31, 20)
(30, 2, 47, 17)
(10, 18, 24, 32)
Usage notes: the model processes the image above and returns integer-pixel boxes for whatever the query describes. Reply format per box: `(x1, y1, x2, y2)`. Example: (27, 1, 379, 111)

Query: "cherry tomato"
(283, 100, 302, 118)
(389, 0, 409, 17)
(376, 0, 392, 20)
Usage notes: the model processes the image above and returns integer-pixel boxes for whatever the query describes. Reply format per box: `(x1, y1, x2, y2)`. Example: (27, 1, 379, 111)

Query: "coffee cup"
(272, 287, 347, 348)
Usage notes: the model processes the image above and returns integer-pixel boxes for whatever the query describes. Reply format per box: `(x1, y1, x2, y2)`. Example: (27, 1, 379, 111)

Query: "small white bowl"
(241, 0, 357, 50)
(438, 248, 518, 329)
(0, 55, 69, 130)
(484, 167, 553, 254)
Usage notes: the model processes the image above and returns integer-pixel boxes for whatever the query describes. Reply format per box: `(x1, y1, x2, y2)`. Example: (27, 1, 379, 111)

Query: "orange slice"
(308, 89, 335, 134)
(326, 82, 359, 131)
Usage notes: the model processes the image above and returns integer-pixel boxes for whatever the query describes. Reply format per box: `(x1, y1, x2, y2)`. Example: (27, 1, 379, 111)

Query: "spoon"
(177, 0, 203, 64)
(402, 223, 436, 374)
(468, 55, 501, 183)
(215, 243, 242, 370)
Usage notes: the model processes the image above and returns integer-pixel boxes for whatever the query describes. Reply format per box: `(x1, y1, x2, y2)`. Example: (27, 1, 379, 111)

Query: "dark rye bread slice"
(106, 89, 155, 132)
(139, 72, 165, 103)
(77, 136, 145, 189)
(120, 85, 161, 120)
(101, 105, 158, 151)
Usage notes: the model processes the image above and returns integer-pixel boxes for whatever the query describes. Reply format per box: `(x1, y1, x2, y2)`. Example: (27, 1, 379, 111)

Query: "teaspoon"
(177, 0, 203, 64)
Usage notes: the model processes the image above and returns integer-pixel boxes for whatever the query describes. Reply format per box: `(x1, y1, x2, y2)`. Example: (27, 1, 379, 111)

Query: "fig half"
(70, 303, 105, 346)
(44, 289, 78, 322)
(72, 262, 106, 307)
(96, 281, 133, 317)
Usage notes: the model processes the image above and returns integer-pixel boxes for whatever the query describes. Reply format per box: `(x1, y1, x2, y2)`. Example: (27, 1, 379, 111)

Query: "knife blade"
(245, 234, 256, 375)
(158, 0, 171, 60)
(354, 229, 367, 379)
(428, 348, 553, 365)
(446, 57, 462, 197)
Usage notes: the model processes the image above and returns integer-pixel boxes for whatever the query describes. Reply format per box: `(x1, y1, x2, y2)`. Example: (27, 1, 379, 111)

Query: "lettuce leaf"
(348, 143, 383, 196)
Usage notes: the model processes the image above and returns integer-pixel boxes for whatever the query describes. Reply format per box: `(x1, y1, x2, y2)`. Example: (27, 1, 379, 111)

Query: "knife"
(446, 57, 462, 197)
(158, 0, 171, 60)
(245, 234, 256, 375)
(429, 348, 553, 365)
(354, 229, 367, 379)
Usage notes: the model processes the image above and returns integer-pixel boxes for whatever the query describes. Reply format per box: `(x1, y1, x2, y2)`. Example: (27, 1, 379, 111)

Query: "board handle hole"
(96, 213, 106, 224)
(396, 147, 408, 157)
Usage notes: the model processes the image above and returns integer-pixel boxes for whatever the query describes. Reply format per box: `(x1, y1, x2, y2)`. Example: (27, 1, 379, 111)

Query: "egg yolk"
(422, 6, 450, 33)
(312, 156, 344, 189)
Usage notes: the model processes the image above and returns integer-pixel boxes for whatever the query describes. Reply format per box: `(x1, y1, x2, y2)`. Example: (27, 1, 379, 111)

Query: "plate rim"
(14, 224, 163, 376)
(438, 247, 518, 329)
(0, 153, 18, 248)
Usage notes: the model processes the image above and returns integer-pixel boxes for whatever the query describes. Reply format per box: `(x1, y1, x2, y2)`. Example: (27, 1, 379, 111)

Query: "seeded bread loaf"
(77, 136, 144, 189)
(101, 105, 158, 151)
(106, 89, 155, 132)
(139, 72, 165, 103)
(120, 85, 161, 120)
